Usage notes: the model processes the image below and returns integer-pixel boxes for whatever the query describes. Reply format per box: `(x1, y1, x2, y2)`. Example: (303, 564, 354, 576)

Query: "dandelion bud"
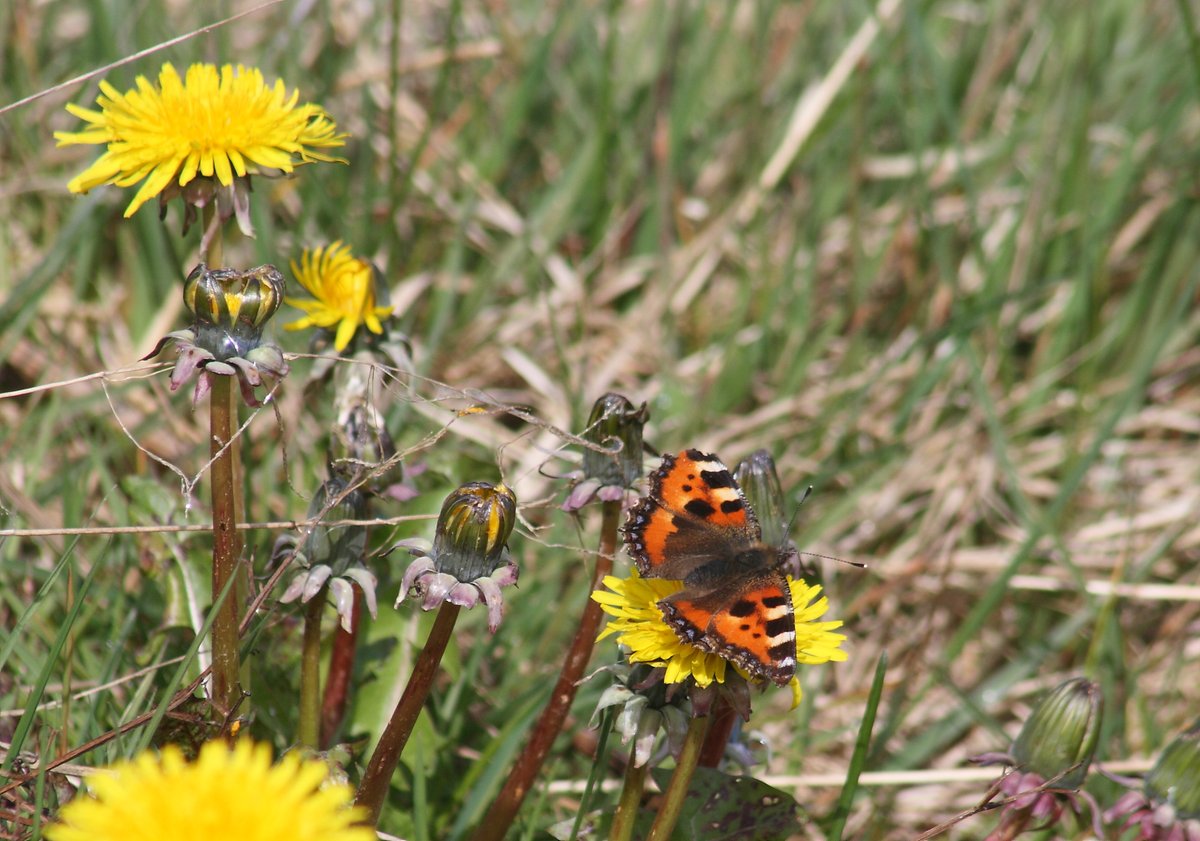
(299, 474, 368, 575)
(396, 482, 519, 633)
(582, 393, 647, 488)
(1146, 721, 1200, 820)
(432, 482, 517, 582)
(1011, 677, 1103, 788)
(184, 263, 285, 360)
(734, 449, 788, 549)
(145, 264, 289, 407)
(277, 473, 376, 632)
(563, 393, 648, 511)
(1105, 720, 1200, 840)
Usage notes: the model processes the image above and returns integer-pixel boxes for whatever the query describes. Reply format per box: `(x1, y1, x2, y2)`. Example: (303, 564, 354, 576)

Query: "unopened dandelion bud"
(1147, 721, 1200, 819)
(734, 449, 789, 550)
(582, 393, 647, 489)
(396, 482, 519, 633)
(1011, 677, 1103, 788)
(276, 474, 375, 631)
(563, 393, 647, 510)
(432, 482, 517, 582)
(303, 474, 368, 574)
(145, 264, 289, 407)
(184, 263, 285, 360)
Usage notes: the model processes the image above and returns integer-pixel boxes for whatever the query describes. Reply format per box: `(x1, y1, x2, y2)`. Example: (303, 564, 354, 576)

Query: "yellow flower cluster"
(48, 740, 371, 841)
(286, 241, 392, 351)
(55, 63, 345, 217)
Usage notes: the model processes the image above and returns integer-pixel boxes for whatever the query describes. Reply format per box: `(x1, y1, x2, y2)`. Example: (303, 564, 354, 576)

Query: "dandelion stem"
(472, 499, 622, 841)
(298, 586, 327, 748)
(203, 206, 241, 724)
(697, 695, 737, 768)
(321, 582, 362, 748)
(646, 714, 710, 841)
(209, 372, 242, 720)
(609, 742, 649, 841)
(355, 601, 461, 825)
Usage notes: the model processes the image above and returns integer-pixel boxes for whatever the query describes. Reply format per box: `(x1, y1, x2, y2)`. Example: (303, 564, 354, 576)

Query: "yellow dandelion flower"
(46, 740, 372, 841)
(592, 571, 847, 708)
(54, 62, 347, 217)
(285, 241, 392, 351)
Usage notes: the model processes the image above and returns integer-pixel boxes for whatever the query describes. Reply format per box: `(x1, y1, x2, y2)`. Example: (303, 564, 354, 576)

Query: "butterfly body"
(624, 449, 797, 685)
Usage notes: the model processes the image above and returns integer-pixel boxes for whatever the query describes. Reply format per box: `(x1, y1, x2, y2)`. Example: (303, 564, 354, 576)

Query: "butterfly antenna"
(785, 486, 867, 569)
(782, 485, 813, 536)
(798, 551, 867, 570)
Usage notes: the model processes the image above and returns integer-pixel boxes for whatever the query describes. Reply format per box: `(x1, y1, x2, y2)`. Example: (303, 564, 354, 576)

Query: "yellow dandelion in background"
(286, 241, 392, 352)
(46, 740, 372, 841)
(54, 62, 346, 217)
(592, 571, 847, 708)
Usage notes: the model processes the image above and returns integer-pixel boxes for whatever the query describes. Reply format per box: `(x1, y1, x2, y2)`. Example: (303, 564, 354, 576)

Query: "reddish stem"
(209, 374, 241, 720)
(321, 583, 362, 748)
(470, 500, 622, 841)
(697, 695, 737, 768)
(355, 602, 461, 826)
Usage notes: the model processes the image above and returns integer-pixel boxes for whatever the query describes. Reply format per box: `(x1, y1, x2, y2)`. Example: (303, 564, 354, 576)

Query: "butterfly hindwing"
(660, 575, 797, 685)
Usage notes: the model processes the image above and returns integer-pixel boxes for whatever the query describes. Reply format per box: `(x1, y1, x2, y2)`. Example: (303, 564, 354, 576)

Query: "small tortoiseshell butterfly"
(623, 449, 797, 685)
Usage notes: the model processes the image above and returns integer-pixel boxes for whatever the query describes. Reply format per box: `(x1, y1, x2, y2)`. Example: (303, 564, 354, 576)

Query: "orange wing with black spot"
(660, 576, 797, 685)
(625, 450, 761, 579)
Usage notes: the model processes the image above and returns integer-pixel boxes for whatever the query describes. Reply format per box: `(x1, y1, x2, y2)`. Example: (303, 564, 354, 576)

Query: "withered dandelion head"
(55, 62, 346, 230)
(46, 740, 372, 841)
(592, 571, 847, 708)
(286, 242, 393, 352)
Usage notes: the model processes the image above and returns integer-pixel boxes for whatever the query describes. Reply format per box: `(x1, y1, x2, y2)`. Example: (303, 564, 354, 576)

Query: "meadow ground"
(1, 1, 1199, 839)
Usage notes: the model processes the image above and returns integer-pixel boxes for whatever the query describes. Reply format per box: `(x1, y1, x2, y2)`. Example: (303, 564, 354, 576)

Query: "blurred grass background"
(2, 0, 1200, 838)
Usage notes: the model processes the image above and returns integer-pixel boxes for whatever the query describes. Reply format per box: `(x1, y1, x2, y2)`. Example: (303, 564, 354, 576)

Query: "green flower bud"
(563, 393, 648, 511)
(184, 263, 285, 360)
(1146, 720, 1200, 819)
(581, 393, 647, 488)
(432, 482, 518, 581)
(734, 449, 788, 549)
(1011, 677, 1103, 788)
(302, 474, 368, 576)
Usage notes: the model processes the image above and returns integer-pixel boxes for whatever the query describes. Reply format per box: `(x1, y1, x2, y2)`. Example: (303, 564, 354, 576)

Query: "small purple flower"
(395, 482, 518, 633)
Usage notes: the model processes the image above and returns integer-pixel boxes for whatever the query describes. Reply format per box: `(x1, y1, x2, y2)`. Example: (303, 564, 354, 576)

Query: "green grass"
(3, 0, 1200, 838)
